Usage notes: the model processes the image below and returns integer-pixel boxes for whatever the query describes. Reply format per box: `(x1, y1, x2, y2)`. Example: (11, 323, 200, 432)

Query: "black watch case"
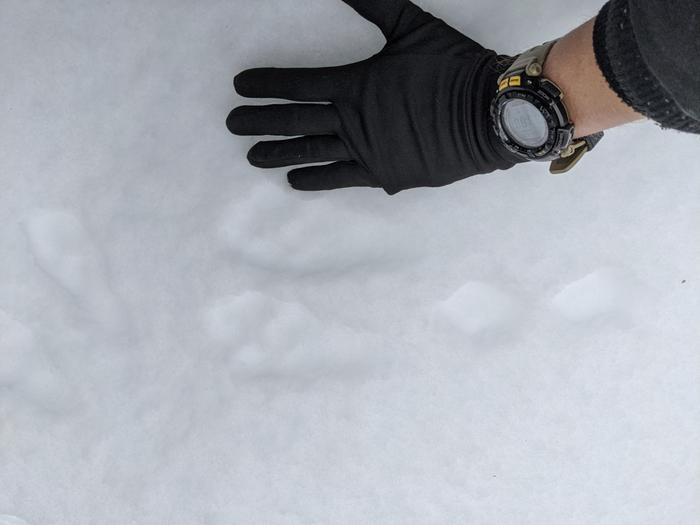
(490, 74, 574, 161)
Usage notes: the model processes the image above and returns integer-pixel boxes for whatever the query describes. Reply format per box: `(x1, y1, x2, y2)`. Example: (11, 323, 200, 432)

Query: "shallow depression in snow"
(0, 310, 73, 413)
(435, 280, 522, 336)
(202, 290, 382, 378)
(550, 267, 651, 322)
(22, 209, 128, 334)
(216, 183, 421, 274)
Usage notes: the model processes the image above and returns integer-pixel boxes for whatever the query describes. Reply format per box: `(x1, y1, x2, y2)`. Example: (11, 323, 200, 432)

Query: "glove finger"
(227, 104, 341, 136)
(234, 67, 341, 102)
(341, 0, 434, 42)
(288, 161, 379, 191)
(247, 136, 352, 169)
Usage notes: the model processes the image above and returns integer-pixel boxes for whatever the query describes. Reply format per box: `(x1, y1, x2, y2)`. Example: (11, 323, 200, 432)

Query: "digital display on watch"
(501, 98, 549, 148)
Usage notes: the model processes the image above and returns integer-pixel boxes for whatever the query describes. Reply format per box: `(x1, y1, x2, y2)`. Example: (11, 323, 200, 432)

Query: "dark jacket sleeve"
(593, 0, 700, 134)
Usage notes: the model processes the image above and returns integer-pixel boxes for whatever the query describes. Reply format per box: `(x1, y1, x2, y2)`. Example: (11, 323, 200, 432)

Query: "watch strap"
(582, 131, 604, 151)
(550, 131, 604, 174)
(498, 41, 557, 83)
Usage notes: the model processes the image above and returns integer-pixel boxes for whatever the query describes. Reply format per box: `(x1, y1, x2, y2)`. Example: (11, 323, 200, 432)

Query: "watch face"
(501, 98, 549, 148)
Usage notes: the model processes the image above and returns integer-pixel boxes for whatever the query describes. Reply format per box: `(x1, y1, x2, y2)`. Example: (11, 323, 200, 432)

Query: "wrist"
(489, 41, 604, 172)
(542, 18, 643, 138)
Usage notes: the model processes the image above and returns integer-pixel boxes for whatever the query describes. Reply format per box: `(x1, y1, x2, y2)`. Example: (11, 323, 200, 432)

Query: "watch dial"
(501, 98, 549, 148)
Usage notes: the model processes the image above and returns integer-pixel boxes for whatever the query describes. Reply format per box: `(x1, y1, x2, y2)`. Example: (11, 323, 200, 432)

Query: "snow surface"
(1, 1, 699, 523)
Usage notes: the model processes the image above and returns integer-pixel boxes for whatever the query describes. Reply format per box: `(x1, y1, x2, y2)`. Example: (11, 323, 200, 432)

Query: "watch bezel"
(490, 76, 574, 161)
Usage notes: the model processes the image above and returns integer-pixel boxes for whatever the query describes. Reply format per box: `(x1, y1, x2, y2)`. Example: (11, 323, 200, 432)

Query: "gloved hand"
(226, 0, 524, 194)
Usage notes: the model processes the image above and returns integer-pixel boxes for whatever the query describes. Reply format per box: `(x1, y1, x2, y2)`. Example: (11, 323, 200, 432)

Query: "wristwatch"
(490, 41, 604, 174)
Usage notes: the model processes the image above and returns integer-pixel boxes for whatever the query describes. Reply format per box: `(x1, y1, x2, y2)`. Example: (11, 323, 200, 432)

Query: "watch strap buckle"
(549, 131, 604, 174)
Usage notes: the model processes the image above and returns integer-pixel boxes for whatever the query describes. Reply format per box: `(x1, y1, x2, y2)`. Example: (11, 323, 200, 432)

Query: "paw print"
(216, 184, 418, 274)
(0, 309, 73, 413)
(23, 209, 127, 333)
(550, 267, 651, 323)
(202, 291, 380, 378)
(434, 281, 522, 336)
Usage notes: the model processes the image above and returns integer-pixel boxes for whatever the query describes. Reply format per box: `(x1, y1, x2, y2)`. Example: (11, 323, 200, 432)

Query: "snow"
(1, 0, 699, 523)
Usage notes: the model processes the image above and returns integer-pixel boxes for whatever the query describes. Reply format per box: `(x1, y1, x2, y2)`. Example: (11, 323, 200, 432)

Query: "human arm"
(543, 17, 643, 139)
(226, 0, 699, 194)
(592, 0, 700, 134)
(548, 0, 700, 138)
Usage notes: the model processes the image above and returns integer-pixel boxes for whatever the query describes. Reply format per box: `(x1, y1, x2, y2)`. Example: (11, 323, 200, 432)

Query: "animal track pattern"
(23, 209, 127, 333)
(217, 184, 415, 273)
(434, 268, 649, 336)
(203, 291, 374, 377)
(0, 310, 72, 412)
(436, 281, 521, 336)
(551, 267, 650, 322)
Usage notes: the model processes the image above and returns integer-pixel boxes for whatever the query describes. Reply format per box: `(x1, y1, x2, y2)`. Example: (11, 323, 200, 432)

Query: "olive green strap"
(550, 131, 604, 174)
(498, 41, 557, 83)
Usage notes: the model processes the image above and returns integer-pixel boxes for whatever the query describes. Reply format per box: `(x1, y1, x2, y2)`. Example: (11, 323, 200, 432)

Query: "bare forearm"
(543, 17, 644, 138)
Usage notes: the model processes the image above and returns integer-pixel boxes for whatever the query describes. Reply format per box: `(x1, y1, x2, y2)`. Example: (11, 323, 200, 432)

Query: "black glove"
(226, 0, 524, 194)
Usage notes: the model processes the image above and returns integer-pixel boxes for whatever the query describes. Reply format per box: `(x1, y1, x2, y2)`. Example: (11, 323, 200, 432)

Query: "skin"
(544, 18, 644, 138)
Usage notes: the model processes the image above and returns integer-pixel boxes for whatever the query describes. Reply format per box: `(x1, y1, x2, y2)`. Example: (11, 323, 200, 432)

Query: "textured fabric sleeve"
(593, 0, 700, 134)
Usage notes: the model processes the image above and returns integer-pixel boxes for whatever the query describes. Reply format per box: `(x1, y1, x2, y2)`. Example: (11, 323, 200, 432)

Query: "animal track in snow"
(217, 184, 415, 273)
(23, 209, 126, 332)
(0, 311, 35, 389)
(203, 291, 375, 378)
(434, 281, 521, 336)
(0, 516, 32, 525)
(551, 267, 649, 323)
(0, 310, 71, 412)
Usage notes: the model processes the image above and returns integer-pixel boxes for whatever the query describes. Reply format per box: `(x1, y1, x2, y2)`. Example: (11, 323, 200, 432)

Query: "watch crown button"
(526, 63, 543, 77)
